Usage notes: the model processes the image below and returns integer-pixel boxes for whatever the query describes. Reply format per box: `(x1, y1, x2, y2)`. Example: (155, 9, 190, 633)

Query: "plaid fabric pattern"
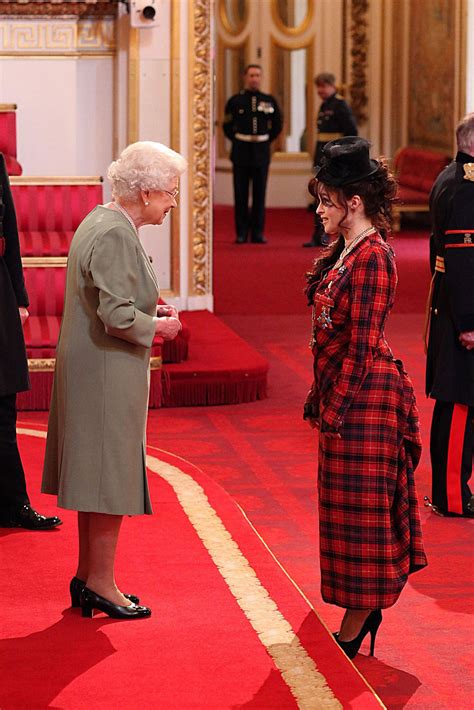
(309, 232, 427, 609)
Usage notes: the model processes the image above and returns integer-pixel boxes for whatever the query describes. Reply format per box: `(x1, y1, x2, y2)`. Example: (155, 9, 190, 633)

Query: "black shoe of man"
(0, 504, 62, 530)
(251, 235, 267, 244)
(235, 235, 247, 244)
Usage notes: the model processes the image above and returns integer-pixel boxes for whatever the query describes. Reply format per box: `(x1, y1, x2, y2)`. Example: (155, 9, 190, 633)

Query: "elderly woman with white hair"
(42, 141, 187, 619)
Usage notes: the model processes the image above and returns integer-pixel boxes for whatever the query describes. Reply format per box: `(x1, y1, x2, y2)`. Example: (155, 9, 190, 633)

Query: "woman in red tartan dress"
(304, 137, 427, 659)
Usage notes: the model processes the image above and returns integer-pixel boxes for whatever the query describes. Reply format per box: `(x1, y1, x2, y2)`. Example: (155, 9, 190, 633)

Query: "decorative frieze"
(0, 2, 116, 18)
(0, 16, 115, 54)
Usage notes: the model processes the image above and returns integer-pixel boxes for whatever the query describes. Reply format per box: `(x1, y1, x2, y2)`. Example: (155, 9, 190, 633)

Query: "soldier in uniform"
(303, 73, 358, 247)
(425, 112, 474, 518)
(0, 153, 61, 529)
(223, 64, 282, 244)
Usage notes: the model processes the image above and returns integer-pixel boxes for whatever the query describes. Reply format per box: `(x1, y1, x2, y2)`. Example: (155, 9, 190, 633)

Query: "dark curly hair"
(304, 159, 398, 305)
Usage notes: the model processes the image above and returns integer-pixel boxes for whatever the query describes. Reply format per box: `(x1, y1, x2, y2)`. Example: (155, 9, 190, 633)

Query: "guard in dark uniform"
(425, 113, 474, 518)
(303, 72, 358, 247)
(0, 153, 61, 529)
(223, 64, 282, 244)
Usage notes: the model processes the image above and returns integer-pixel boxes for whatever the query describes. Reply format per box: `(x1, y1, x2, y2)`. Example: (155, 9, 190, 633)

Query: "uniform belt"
(235, 133, 270, 143)
(434, 256, 445, 273)
(0, 236, 5, 257)
(317, 132, 344, 141)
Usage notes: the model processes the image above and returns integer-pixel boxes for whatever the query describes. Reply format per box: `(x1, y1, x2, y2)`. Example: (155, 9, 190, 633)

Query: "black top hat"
(314, 136, 380, 186)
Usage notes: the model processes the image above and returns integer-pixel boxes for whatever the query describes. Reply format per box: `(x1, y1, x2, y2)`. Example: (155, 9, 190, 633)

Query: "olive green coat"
(42, 207, 159, 515)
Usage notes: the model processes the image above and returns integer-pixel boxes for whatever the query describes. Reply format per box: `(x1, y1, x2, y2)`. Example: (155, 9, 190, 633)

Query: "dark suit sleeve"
(337, 101, 358, 136)
(444, 184, 474, 332)
(269, 99, 283, 142)
(0, 153, 28, 307)
(223, 97, 236, 141)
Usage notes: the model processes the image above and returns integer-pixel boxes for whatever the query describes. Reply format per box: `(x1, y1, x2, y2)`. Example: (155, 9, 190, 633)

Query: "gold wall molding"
(22, 257, 68, 267)
(349, 0, 369, 125)
(11, 175, 102, 184)
(0, 2, 116, 18)
(0, 17, 115, 55)
(189, 0, 212, 297)
(170, 0, 180, 295)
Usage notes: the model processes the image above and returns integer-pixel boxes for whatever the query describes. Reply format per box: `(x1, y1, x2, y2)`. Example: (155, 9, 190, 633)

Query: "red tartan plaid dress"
(307, 231, 427, 609)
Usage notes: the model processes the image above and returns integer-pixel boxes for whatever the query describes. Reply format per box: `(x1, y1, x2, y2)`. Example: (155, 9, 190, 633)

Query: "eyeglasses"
(163, 188, 179, 200)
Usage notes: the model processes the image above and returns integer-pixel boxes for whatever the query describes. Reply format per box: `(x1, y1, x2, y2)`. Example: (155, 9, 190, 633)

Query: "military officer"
(0, 153, 61, 529)
(223, 64, 282, 244)
(425, 112, 474, 518)
(303, 72, 358, 247)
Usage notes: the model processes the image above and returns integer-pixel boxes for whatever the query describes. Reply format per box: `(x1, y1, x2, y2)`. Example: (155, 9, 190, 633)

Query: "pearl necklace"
(334, 226, 376, 269)
(109, 201, 139, 236)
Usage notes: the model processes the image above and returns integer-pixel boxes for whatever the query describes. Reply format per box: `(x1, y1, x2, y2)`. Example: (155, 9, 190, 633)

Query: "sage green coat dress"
(42, 207, 159, 515)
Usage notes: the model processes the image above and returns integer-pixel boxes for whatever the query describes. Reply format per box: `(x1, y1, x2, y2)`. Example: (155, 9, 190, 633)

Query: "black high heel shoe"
(80, 586, 151, 619)
(335, 610, 382, 659)
(70, 576, 139, 608)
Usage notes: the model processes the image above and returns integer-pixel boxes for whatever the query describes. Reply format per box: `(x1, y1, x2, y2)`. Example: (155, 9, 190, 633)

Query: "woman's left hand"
(157, 304, 179, 320)
(322, 430, 342, 439)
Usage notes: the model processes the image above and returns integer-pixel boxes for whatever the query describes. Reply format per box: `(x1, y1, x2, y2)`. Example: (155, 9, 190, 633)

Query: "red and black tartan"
(308, 232, 427, 609)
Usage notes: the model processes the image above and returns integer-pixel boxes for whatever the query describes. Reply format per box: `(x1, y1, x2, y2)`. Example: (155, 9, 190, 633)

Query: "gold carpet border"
(15, 425, 341, 707)
(146, 454, 341, 709)
(236, 503, 387, 709)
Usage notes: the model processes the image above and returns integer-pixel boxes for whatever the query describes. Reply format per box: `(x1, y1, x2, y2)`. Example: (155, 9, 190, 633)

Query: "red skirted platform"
(161, 310, 268, 407)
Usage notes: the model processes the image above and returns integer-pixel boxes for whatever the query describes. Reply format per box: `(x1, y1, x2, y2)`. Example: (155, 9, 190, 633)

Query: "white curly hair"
(107, 141, 187, 200)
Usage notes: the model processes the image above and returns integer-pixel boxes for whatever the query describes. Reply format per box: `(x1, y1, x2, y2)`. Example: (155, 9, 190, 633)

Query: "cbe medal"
(313, 293, 335, 330)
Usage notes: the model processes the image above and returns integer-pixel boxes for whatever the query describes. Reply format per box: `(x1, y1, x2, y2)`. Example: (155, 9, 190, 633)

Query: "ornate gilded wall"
(408, 0, 459, 151)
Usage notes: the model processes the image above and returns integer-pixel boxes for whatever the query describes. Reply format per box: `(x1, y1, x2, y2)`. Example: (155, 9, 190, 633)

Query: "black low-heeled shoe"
(80, 586, 151, 620)
(70, 576, 139, 608)
(335, 610, 383, 659)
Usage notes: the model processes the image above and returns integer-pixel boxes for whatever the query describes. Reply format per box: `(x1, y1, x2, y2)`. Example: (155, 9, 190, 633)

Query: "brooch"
(463, 163, 474, 181)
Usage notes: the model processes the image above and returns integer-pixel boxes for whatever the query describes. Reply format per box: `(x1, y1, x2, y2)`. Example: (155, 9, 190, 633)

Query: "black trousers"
(430, 400, 473, 514)
(0, 393, 29, 516)
(232, 163, 269, 240)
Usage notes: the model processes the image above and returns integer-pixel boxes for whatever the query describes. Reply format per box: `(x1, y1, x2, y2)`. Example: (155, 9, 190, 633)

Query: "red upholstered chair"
(0, 105, 22, 175)
(22, 267, 65, 360)
(11, 179, 104, 255)
(393, 147, 450, 231)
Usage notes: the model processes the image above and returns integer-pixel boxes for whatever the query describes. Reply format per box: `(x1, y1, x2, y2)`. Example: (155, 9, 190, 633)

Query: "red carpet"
(5, 208, 472, 708)
(1, 428, 382, 709)
(213, 205, 431, 316)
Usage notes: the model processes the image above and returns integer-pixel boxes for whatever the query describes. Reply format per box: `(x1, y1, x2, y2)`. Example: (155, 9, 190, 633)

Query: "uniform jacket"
(314, 93, 357, 166)
(0, 152, 30, 396)
(223, 89, 282, 166)
(426, 151, 474, 405)
(42, 207, 159, 515)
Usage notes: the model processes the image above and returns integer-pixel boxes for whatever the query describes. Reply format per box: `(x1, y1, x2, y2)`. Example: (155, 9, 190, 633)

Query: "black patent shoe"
(335, 610, 382, 659)
(70, 576, 139, 608)
(0, 504, 62, 530)
(251, 235, 267, 244)
(80, 586, 151, 619)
